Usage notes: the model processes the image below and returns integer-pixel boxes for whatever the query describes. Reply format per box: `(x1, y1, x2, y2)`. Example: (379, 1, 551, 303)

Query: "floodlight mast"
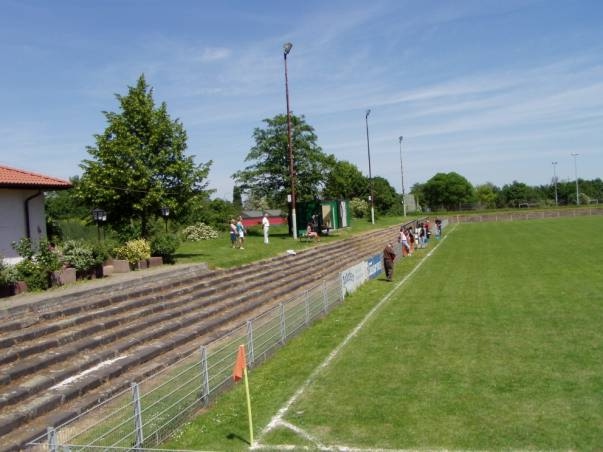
(399, 136, 406, 217)
(283, 42, 297, 238)
(365, 109, 375, 224)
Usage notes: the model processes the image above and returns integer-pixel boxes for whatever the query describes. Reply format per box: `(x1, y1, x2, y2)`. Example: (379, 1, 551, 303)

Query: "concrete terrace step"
(0, 224, 403, 450)
(0, 237, 368, 368)
(0, 235, 382, 404)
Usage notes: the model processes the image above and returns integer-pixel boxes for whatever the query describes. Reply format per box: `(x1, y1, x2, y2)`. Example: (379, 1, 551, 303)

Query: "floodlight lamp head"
(366, 109, 371, 118)
(283, 42, 293, 55)
(399, 136, 403, 142)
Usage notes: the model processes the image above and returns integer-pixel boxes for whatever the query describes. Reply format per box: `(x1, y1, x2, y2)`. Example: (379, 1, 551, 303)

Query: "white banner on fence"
(341, 260, 368, 298)
(367, 253, 383, 280)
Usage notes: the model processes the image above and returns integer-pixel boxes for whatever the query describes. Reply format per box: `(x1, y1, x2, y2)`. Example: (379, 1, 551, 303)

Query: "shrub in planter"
(0, 260, 19, 297)
(61, 240, 97, 278)
(114, 239, 151, 266)
(182, 222, 219, 241)
(14, 258, 47, 291)
(11, 238, 62, 291)
(151, 234, 180, 264)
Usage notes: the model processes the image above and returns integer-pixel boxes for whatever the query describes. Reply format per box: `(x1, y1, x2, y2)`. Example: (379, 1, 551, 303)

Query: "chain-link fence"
(446, 206, 603, 223)
(27, 275, 344, 451)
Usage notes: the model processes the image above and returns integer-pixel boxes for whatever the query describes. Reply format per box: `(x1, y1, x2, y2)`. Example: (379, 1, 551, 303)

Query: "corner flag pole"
(233, 344, 254, 445)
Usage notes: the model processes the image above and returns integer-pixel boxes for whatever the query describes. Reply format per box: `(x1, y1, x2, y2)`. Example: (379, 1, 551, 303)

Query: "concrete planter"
(0, 281, 27, 297)
(147, 256, 163, 267)
(132, 259, 148, 271)
(111, 259, 131, 274)
(52, 267, 77, 287)
(13, 281, 28, 295)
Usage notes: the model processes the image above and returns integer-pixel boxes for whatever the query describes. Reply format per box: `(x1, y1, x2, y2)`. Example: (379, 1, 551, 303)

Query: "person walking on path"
(262, 213, 270, 244)
(383, 242, 396, 281)
(236, 216, 246, 249)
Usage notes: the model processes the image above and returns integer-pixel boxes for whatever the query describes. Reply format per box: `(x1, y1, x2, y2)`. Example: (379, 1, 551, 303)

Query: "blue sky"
(1, 0, 601, 200)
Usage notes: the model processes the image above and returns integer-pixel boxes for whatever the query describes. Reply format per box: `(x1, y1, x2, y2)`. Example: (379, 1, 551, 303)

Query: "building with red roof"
(0, 165, 71, 259)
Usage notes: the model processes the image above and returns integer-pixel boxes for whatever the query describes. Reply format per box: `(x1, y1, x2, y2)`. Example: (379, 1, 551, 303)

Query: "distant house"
(0, 165, 71, 260)
(240, 210, 286, 228)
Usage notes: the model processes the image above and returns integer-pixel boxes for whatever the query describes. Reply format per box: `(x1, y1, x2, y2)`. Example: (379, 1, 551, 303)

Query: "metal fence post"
(304, 290, 310, 325)
(199, 346, 210, 406)
(131, 382, 144, 450)
(279, 303, 286, 344)
(246, 320, 255, 367)
(47, 426, 58, 452)
(322, 280, 328, 313)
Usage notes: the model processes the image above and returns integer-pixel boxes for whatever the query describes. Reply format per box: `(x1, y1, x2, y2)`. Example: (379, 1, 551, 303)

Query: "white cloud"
(200, 46, 231, 62)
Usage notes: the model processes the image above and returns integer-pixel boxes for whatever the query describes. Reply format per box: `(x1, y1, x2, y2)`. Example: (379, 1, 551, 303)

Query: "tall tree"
(233, 114, 336, 206)
(372, 176, 399, 214)
(323, 160, 367, 200)
(422, 172, 476, 211)
(78, 75, 212, 237)
(499, 181, 541, 207)
(45, 176, 88, 220)
(475, 183, 500, 209)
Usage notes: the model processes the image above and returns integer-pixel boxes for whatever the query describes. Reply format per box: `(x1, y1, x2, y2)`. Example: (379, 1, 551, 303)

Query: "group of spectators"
(230, 213, 272, 249)
(229, 216, 247, 249)
(383, 219, 439, 281)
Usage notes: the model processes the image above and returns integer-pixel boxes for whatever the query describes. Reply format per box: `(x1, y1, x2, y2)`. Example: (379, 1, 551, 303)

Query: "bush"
(182, 222, 219, 241)
(0, 264, 18, 287)
(91, 240, 116, 266)
(61, 240, 97, 274)
(11, 238, 62, 291)
(14, 259, 48, 291)
(350, 197, 369, 218)
(0, 257, 18, 288)
(151, 234, 180, 264)
(114, 239, 151, 265)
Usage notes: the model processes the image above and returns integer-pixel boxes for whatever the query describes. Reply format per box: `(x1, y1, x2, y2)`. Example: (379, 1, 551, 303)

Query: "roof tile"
(0, 164, 72, 189)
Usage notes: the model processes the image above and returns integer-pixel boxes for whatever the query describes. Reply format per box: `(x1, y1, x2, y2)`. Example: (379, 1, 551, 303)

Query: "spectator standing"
(383, 242, 396, 281)
(262, 213, 270, 244)
(236, 216, 246, 249)
(229, 219, 237, 248)
(435, 219, 442, 239)
(398, 226, 411, 256)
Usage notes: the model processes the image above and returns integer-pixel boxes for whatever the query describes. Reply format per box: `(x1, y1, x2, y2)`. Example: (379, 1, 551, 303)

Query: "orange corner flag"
(233, 344, 247, 382)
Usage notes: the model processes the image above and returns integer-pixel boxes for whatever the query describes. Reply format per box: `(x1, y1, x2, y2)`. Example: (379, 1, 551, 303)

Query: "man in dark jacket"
(383, 242, 396, 281)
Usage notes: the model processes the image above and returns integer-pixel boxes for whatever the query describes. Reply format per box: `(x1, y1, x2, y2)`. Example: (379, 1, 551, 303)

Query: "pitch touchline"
(254, 227, 454, 449)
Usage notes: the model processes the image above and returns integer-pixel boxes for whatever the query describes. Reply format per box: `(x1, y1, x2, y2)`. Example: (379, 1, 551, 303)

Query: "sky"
(1, 0, 602, 200)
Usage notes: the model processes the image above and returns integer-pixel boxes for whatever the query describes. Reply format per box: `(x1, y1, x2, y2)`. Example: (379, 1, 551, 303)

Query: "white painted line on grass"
(253, 227, 455, 450)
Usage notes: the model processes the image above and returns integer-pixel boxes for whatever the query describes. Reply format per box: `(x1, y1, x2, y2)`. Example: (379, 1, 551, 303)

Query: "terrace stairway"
(0, 225, 402, 450)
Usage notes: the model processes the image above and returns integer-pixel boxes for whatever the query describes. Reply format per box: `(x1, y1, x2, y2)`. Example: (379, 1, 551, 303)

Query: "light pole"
(399, 136, 406, 217)
(283, 42, 297, 239)
(92, 208, 106, 242)
(571, 153, 579, 205)
(160, 206, 170, 233)
(551, 161, 558, 206)
(365, 109, 375, 224)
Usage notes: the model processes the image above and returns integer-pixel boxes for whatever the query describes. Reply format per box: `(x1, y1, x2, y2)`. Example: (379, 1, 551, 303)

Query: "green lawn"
(164, 216, 603, 450)
(174, 215, 407, 269)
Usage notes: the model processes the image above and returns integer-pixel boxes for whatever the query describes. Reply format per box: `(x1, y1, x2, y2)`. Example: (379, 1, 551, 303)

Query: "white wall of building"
(0, 189, 47, 259)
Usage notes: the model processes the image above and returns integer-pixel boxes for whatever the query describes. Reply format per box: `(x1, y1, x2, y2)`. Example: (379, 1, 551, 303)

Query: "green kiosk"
(289, 199, 351, 237)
